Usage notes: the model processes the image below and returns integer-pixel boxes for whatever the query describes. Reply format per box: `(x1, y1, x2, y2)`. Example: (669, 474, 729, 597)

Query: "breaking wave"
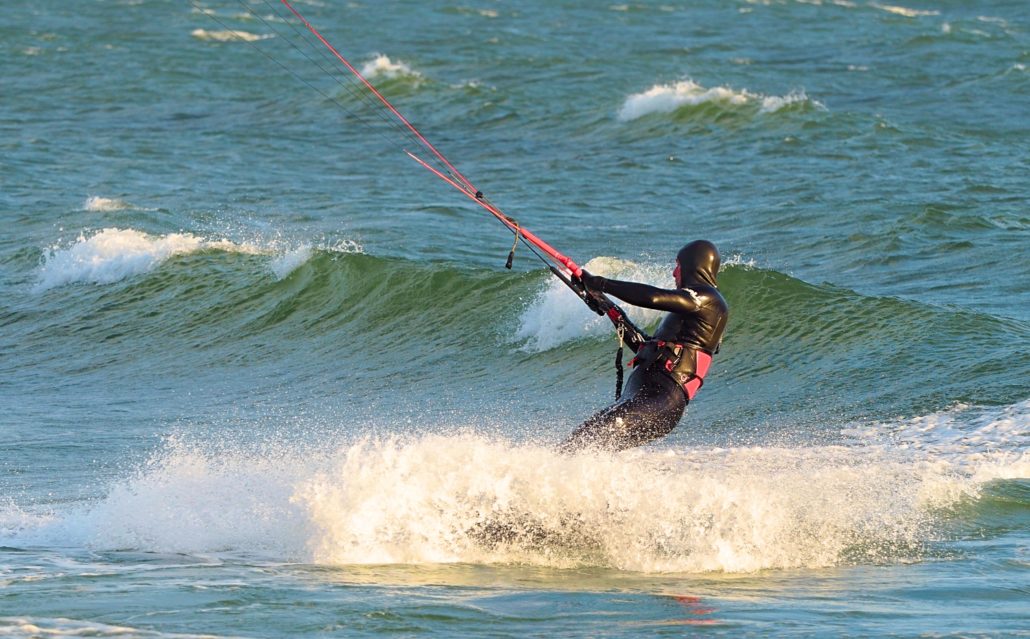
(4, 398, 1025, 573)
(33, 228, 364, 291)
(360, 54, 421, 80)
(83, 196, 134, 212)
(190, 28, 273, 43)
(618, 79, 820, 121)
(34, 228, 263, 291)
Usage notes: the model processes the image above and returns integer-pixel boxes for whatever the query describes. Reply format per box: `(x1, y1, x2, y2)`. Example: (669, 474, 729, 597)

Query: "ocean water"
(1, 0, 1028, 636)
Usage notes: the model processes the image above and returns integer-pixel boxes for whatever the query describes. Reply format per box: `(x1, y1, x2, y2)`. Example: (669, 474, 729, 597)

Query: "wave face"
(10, 237, 1028, 433)
(12, 239, 1025, 418)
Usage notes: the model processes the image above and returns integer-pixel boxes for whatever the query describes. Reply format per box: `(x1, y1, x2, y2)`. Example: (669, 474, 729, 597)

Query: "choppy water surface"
(1, 0, 1027, 636)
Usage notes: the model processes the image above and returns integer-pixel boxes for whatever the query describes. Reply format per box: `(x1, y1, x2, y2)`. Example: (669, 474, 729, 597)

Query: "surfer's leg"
(560, 373, 686, 453)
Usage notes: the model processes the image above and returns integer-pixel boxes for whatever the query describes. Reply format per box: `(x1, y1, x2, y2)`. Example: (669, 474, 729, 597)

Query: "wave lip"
(515, 256, 670, 352)
(190, 28, 272, 43)
(871, 3, 939, 17)
(515, 255, 758, 352)
(34, 228, 261, 291)
(83, 196, 133, 212)
(360, 54, 421, 80)
(618, 79, 818, 121)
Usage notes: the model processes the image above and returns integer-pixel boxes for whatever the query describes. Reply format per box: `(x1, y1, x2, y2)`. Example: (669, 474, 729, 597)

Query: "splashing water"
(618, 79, 820, 121)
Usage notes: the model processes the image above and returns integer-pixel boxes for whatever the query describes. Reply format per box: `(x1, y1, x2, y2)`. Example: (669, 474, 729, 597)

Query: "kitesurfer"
(560, 240, 728, 452)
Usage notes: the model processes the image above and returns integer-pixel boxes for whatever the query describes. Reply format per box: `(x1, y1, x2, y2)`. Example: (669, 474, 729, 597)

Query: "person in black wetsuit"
(560, 240, 729, 452)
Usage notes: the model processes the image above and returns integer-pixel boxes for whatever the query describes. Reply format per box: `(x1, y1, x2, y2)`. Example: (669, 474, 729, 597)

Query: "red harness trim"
(683, 351, 712, 400)
(633, 341, 712, 400)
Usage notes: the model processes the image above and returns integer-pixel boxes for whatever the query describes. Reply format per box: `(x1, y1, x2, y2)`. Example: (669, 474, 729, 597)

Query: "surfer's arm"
(581, 272, 699, 314)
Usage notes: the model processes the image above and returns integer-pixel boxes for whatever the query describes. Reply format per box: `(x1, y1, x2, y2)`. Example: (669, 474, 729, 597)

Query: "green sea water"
(1, 0, 1027, 636)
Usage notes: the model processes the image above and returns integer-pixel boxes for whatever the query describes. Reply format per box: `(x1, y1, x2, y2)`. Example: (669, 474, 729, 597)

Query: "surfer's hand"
(580, 270, 604, 291)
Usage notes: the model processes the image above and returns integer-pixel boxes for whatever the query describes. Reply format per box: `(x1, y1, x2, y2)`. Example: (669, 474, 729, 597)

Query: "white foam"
(618, 79, 820, 121)
(360, 54, 420, 80)
(760, 90, 813, 113)
(83, 196, 131, 212)
(325, 238, 364, 254)
(0, 423, 998, 573)
(871, 3, 939, 17)
(190, 28, 272, 43)
(514, 257, 670, 352)
(296, 436, 959, 571)
(269, 245, 313, 280)
(844, 400, 1030, 482)
(0, 617, 205, 638)
(0, 500, 52, 538)
(266, 237, 364, 279)
(35, 228, 262, 291)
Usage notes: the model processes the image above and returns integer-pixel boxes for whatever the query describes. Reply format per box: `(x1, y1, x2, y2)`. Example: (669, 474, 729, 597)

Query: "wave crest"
(35, 228, 262, 291)
(190, 28, 272, 43)
(514, 256, 669, 352)
(360, 54, 421, 80)
(618, 79, 819, 121)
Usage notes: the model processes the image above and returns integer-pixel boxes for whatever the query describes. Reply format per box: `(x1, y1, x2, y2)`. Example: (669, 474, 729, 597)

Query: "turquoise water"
(2, 0, 1028, 636)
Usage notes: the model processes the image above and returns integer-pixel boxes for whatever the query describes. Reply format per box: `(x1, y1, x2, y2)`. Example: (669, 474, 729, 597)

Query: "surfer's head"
(674, 240, 720, 288)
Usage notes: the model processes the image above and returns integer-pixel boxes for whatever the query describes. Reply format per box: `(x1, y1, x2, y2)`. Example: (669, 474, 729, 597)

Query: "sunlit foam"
(514, 257, 670, 352)
(35, 228, 262, 291)
(0, 619, 144, 637)
(360, 54, 420, 80)
(618, 80, 820, 121)
(83, 196, 132, 212)
(35, 228, 366, 291)
(4, 409, 1014, 573)
(269, 246, 313, 280)
(871, 3, 939, 17)
(190, 28, 273, 43)
(844, 400, 1030, 483)
(759, 90, 814, 113)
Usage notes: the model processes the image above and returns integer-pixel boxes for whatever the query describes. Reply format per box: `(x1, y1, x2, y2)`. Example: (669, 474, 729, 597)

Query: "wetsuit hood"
(676, 240, 720, 288)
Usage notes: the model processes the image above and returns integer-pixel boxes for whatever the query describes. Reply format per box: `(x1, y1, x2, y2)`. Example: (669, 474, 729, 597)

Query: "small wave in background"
(35, 228, 264, 291)
(33, 227, 364, 291)
(618, 79, 821, 121)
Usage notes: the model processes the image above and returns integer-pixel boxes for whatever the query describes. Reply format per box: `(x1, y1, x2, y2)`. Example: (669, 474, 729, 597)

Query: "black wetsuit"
(561, 241, 729, 452)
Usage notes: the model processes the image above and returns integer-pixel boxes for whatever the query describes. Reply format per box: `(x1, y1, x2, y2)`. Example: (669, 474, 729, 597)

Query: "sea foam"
(870, 3, 939, 18)
(360, 54, 420, 80)
(514, 255, 755, 352)
(190, 28, 272, 43)
(34, 228, 367, 291)
(7, 398, 1022, 574)
(269, 245, 313, 280)
(83, 196, 132, 212)
(844, 399, 1030, 483)
(618, 79, 817, 121)
(35, 228, 262, 291)
(514, 256, 670, 352)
